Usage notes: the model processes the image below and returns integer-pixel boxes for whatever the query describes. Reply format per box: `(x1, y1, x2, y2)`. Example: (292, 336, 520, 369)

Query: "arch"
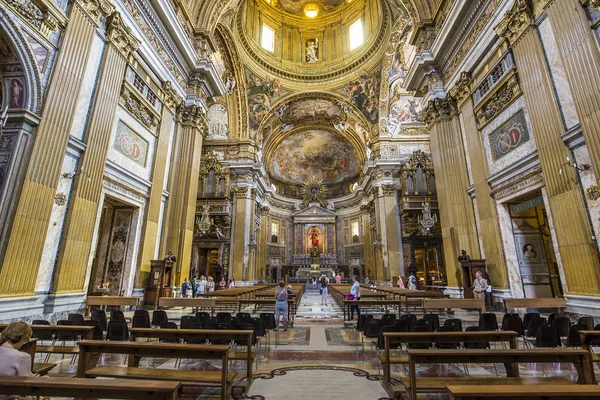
(0, 7, 43, 114)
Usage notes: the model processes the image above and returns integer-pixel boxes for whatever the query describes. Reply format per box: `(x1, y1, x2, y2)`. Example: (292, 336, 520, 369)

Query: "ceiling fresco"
(267, 130, 361, 185)
(277, 0, 346, 15)
(342, 70, 381, 124)
(280, 98, 345, 125)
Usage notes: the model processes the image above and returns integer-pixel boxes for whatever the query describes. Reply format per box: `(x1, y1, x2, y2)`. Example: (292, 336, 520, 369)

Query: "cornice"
(106, 11, 141, 59)
(494, 0, 535, 47)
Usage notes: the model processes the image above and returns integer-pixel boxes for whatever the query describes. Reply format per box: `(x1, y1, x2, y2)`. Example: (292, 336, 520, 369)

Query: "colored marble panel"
(113, 120, 149, 167)
(488, 109, 530, 162)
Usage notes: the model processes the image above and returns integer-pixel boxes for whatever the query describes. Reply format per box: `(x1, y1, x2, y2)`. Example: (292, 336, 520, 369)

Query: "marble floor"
(39, 288, 600, 399)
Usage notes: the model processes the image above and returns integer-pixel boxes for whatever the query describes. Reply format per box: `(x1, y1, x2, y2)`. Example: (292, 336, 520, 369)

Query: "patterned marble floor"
(39, 288, 600, 399)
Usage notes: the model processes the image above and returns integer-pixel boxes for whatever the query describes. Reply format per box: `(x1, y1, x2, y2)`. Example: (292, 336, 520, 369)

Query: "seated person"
(0, 322, 33, 378)
(286, 285, 294, 295)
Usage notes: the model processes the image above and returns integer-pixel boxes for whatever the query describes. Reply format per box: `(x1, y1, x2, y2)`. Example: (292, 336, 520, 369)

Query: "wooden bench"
(447, 384, 600, 399)
(129, 327, 255, 386)
(423, 298, 485, 315)
(77, 340, 234, 400)
(19, 338, 57, 376)
(86, 296, 140, 315)
(382, 331, 519, 390)
(0, 324, 94, 355)
(503, 298, 567, 312)
(342, 299, 401, 321)
(397, 348, 594, 399)
(0, 376, 181, 400)
(580, 330, 600, 383)
(158, 297, 216, 311)
(237, 298, 296, 323)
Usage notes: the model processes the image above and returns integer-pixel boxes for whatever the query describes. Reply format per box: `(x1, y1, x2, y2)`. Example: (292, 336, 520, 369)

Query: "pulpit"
(459, 257, 487, 300)
(144, 260, 174, 308)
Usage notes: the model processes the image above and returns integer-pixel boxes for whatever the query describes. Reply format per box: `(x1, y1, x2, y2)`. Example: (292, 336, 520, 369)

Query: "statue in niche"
(305, 39, 318, 63)
(9, 79, 24, 108)
(523, 244, 536, 259)
(224, 72, 236, 94)
(294, 200, 302, 210)
(327, 201, 335, 211)
(211, 217, 226, 240)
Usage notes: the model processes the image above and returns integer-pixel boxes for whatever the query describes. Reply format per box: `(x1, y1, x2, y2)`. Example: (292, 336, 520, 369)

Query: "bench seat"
(378, 354, 409, 364)
(229, 350, 256, 361)
(36, 345, 79, 354)
(393, 376, 573, 395)
(85, 366, 237, 385)
(448, 384, 600, 399)
(32, 363, 56, 376)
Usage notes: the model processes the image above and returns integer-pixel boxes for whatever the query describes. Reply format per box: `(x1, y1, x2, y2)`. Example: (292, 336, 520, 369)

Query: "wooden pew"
(129, 327, 255, 386)
(447, 384, 600, 400)
(382, 331, 518, 390)
(86, 296, 140, 315)
(19, 338, 56, 376)
(342, 299, 401, 321)
(158, 297, 216, 311)
(0, 376, 181, 400)
(579, 330, 600, 383)
(398, 348, 594, 399)
(237, 298, 296, 324)
(423, 298, 485, 315)
(503, 298, 567, 312)
(1, 323, 95, 359)
(77, 340, 234, 400)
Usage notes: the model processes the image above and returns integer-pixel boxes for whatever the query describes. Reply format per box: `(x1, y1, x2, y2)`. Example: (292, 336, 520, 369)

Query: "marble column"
(450, 73, 509, 288)
(136, 83, 182, 287)
(495, 1, 600, 295)
(0, 0, 114, 296)
(163, 104, 206, 285)
(423, 97, 480, 288)
(360, 203, 376, 280)
(230, 186, 256, 281)
(546, 0, 600, 174)
(256, 206, 269, 279)
(52, 11, 140, 293)
(374, 183, 402, 281)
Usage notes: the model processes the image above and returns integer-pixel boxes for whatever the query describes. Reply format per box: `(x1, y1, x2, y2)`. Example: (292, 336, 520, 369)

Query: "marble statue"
(306, 39, 318, 63)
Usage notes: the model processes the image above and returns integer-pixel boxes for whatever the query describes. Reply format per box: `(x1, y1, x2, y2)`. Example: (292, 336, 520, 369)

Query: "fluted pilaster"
(52, 11, 140, 293)
(423, 96, 480, 288)
(230, 186, 255, 281)
(0, 1, 112, 296)
(162, 104, 206, 284)
(547, 0, 600, 177)
(450, 73, 509, 289)
(136, 81, 182, 287)
(497, 3, 600, 295)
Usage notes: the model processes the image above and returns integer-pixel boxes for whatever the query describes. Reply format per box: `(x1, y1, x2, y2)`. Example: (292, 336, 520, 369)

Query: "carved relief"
(494, 0, 535, 46)
(419, 96, 457, 127)
(162, 81, 183, 110)
(75, 0, 115, 24)
(106, 12, 140, 58)
(448, 72, 472, 108)
(474, 73, 522, 128)
(120, 87, 159, 129)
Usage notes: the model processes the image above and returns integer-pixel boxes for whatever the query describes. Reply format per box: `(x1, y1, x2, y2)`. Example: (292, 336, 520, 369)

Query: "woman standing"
(207, 276, 215, 293)
(274, 281, 288, 331)
(320, 275, 328, 306)
(0, 322, 33, 377)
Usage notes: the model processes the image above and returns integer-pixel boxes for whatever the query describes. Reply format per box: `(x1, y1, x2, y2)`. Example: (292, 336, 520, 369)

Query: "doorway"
(509, 194, 563, 298)
(88, 198, 136, 296)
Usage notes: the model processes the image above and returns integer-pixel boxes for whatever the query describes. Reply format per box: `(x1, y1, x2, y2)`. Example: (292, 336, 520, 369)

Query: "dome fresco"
(277, 0, 346, 15)
(267, 129, 360, 185)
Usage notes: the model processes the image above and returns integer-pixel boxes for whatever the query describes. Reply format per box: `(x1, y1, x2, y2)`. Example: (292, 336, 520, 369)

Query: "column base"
(565, 293, 600, 318)
(43, 292, 86, 314)
(443, 286, 464, 298)
(0, 295, 45, 321)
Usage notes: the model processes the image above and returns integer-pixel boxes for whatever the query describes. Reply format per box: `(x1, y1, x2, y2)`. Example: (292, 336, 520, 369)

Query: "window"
(352, 221, 360, 243)
(271, 222, 279, 243)
(349, 19, 363, 51)
(261, 24, 275, 52)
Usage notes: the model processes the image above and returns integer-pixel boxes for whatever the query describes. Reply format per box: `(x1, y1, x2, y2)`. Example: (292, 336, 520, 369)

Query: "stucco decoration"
(267, 129, 360, 185)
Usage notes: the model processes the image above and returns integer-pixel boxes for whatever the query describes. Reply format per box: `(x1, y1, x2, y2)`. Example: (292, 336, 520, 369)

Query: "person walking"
(320, 275, 328, 306)
(181, 278, 190, 298)
(312, 277, 317, 290)
(196, 275, 207, 297)
(274, 281, 288, 331)
(473, 271, 489, 300)
(349, 275, 361, 320)
(408, 271, 418, 290)
(397, 276, 405, 289)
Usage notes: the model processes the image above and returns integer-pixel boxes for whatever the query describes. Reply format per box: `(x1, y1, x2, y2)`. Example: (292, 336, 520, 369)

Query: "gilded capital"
(494, 0, 534, 46)
(177, 104, 208, 135)
(74, 0, 115, 24)
(580, 0, 600, 9)
(419, 96, 458, 128)
(448, 72, 472, 108)
(106, 12, 140, 59)
(163, 81, 183, 111)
